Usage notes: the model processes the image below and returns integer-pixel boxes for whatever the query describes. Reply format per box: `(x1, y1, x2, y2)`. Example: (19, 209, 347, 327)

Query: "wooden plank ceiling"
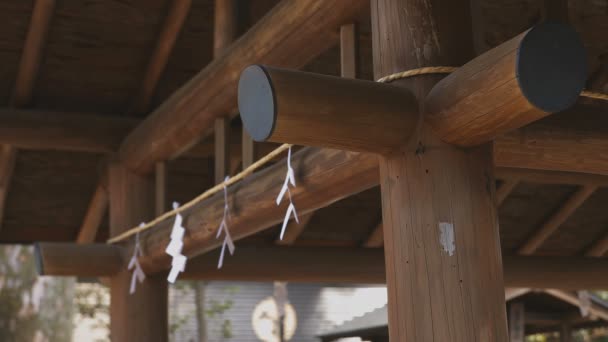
(0, 0, 607, 265)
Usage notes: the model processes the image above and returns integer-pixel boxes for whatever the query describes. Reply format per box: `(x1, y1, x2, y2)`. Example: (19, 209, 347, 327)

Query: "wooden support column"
(0, 145, 16, 232)
(76, 179, 108, 244)
(109, 163, 167, 342)
(560, 323, 572, 342)
(371, 0, 508, 340)
(509, 302, 525, 342)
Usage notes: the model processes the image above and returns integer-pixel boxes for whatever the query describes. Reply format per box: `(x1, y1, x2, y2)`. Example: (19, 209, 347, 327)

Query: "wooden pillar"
(560, 323, 572, 342)
(509, 302, 525, 342)
(109, 163, 168, 342)
(371, 0, 508, 340)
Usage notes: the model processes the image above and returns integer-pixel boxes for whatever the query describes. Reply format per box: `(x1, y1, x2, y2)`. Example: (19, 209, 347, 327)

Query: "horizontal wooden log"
(136, 147, 379, 274)
(494, 108, 608, 176)
(425, 22, 586, 146)
(37, 243, 608, 289)
(35, 242, 124, 277)
(181, 246, 385, 283)
(0, 109, 136, 153)
(238, 23, 587, 151)
(238, 65, 418, 154)
(118, 0, 368, 173)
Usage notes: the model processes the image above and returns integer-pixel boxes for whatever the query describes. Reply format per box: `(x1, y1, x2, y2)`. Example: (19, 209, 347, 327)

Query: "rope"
(109, 66, 608, 245)
(107, 143, 293, 244)
(377, 66, 608, 102)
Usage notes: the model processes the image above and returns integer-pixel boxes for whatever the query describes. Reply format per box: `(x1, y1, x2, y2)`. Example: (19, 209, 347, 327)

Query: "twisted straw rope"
(108, 143, 293, 243)
(109, 66, 607, 244)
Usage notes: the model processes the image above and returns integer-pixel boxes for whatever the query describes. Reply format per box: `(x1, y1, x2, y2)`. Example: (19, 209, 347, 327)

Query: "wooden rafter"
(585, 233, 608, 257)
(496, 178, 519, 206)
(36, 243, 608, 289)
(130, 0, 192, 114)
(518, 185, 596, 255)
(362, 222, 383, 248)
(118, 0, 368, 173)
(11, 0, 55, 107)
(76, 180, 108, 244)
(544, 289, 608, 321)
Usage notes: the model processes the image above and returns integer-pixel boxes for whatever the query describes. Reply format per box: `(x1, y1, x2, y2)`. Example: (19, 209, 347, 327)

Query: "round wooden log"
(238, 65, 419, 154)
(35, 242, 124, 277)
(425, 21, 587, 146)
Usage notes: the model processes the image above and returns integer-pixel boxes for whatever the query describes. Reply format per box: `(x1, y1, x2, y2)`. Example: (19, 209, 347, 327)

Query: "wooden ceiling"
(0, 0, 607, 267)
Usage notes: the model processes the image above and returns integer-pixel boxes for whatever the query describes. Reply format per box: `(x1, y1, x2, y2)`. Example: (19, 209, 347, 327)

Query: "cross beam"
(35, 243, 608, 290)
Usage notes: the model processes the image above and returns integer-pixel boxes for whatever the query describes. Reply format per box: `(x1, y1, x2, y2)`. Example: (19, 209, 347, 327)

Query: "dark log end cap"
(238, 65, 276, 142)
(517, 21, 587, 113)
(33, 242, 44, 275)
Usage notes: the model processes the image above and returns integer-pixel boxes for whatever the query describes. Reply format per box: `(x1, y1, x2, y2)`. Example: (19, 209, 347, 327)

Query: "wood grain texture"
(238, 65, 418, 153)
(518, 185, 596, 255)
(76, 180, 108, 244)
(131, 0, 192, 114)
(35, 242, 123, 277)
(424, 22, 586, 147)
(134, 147, 379, 274)
(108, 162, 167, 342)
(11, 0, 55, 107)
(372, 0, 508, 340)
(119, 0, 368, 173)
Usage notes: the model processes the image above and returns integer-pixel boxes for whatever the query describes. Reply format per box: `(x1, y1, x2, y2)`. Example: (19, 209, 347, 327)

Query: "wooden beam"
(118, 0, 368, 174)
(495, 167, 608, 187)
(373, 0, 508, 340)
(238, 65, 418, 153)
(543, 0, 569, 23)
(239, 24, 586, 152)
(505, 288, 530, 302)
(0, 145, 16, 232)
(509, 302, 525, 342)
(37, 244, 608, 290)
(214, 118, 230, 183)
(494, 108, 608, 177)
(241, 130, 257, 168)
(0, 109, 137, 153)
(518, 185, 596, 255)
(424, 22, 585, 146)
(362, 222, 383, 248)
(11, 0, 55, 107)
(560, 323, 572, 342)
(108, 162, 167, 341)
(585, 233, 608, 257)
(76, 180, 108, 244)
(502, 255, 608, 290)
(131, 0, 192, 114)
(275, 213, 313, 245)
(35, 242, 123, 277)
(497, 179, 519, 206)
(543, 289, 608, 321)
(133, 147, 379, 274)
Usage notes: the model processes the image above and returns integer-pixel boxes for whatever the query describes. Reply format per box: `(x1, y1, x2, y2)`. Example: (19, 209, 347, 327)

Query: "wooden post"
(371, 0, 508, 340)
(560, 323, 572, 342)
(109, 163, 168, 342)
(509, 302, 525, 342)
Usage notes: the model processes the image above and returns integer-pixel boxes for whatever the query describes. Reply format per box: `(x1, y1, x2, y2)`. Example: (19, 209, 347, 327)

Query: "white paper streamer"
(166, 202, 188, 283)
(277, 147, 299, 240)
(128, 227, 146, 294)
(216, 176, 235, 269)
